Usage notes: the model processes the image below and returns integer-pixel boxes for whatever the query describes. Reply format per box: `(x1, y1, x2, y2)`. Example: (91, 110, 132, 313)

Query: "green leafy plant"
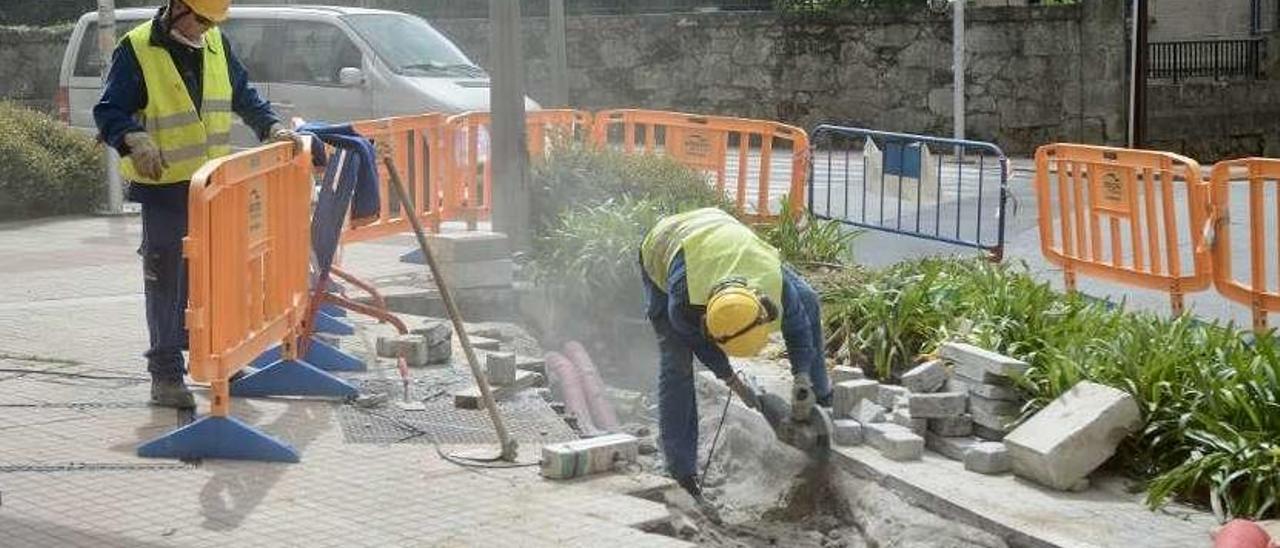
(0, 102, 104, 220)
(820, 257, 1280, 520)
(760, 195, 859, 266)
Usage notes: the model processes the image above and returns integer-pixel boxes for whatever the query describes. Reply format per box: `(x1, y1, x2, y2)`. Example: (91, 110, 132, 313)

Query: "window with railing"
(1148, 39, 1266, 81)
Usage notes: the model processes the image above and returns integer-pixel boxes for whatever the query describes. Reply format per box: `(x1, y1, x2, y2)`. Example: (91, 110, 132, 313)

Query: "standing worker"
(639, 207, 834, 498)
(94, 0, 303, 408)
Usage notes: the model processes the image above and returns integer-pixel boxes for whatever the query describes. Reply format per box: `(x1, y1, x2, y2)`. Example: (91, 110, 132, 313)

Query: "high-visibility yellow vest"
(641, 208, 783, 328)
(119, 21, 233, 184)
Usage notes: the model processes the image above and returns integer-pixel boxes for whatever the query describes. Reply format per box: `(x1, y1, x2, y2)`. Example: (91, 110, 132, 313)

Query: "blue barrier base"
(314, 311, 355, 336)
(230, 359, 358, 400)
(137, 416, 299, 462)
(249, 338, 365, 372)
(319, 304, 347, 318)
(399, 248, 424, 264)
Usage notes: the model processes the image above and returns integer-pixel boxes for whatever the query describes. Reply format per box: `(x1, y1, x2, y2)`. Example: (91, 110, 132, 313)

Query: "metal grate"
(338, 378, 577, 445)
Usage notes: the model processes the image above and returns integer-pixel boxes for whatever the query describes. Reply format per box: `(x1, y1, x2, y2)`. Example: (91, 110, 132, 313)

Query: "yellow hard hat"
(183, 0, 231, 23)
(704, 279, 775, 357)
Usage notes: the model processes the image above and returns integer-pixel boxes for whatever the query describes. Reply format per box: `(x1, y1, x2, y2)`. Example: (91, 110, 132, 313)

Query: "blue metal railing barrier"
(807, 125, 1010, 261)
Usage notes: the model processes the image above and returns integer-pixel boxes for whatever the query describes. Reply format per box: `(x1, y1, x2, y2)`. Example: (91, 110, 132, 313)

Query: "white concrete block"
(940, 342, 1029, 383)
(833, 419, 863, 446)
(834, 379, 880, 419)
(866, 423, 924, 461)
(854, 399, 887, 425)
(901, 359, 947, 393)
(965, 442, 1011, 475)
(376, 334, 429, 367)
(1004, 381, 1143, 491)
(485, 351, 517, 385)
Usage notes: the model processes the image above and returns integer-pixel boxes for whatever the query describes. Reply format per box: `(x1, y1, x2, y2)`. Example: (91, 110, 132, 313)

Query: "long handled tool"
(382, 155, 519, 462)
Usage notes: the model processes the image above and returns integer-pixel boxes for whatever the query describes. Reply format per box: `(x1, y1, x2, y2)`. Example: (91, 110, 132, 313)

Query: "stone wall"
(436, 3, 1127, 156)
(1149, 0, 1269, 41)
(0, 25, 73, 112)
(1147, 80, 1280, 161)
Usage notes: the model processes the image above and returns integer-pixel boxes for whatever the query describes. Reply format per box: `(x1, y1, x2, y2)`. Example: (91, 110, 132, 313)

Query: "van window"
(221, 18, 281, 83)
(278, 21, 363, 85)
(343, 14, 483, 78)
(73, 20, 143, 78)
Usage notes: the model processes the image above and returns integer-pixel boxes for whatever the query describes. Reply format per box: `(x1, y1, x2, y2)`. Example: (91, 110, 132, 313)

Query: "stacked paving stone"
(830, 368, 926, 461)
(939, 342, 1029, 441)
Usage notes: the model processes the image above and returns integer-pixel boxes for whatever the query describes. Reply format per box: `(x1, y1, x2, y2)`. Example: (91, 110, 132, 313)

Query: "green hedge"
(0, 102, 104, 220)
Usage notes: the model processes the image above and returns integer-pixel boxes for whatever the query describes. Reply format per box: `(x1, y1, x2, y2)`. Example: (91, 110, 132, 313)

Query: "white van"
(59, 5, 535, 146)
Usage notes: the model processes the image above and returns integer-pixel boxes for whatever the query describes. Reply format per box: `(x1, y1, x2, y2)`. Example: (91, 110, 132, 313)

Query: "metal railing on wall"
(1148, 38, 1266, 81)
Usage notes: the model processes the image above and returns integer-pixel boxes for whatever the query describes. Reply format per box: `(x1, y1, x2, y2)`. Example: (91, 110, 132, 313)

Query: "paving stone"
(833, 419, 864, 446)
(517, 355, 547, 375)
(925, 431, 981, 461)
(830, 365, 865, 383)
(453, 371, 545, 409)
(970, 405, 1018, 435)
(413, 320, 453, 346)
(865, 423, 924, 461)
(465, 335, 502, 351)
(947, 375, 1024, 400)
(854, 399, 887, 424)
(907, 392, 967, 418)
(541, 433, 638, 479)
(969, 394, 1022, 417)
(973, 423, 1008, 441)
(928, 414, 974, 437)
(1004, 381, 1143, 491)
(889, 408, 927, 436)
(833, 379, 880, 419)
(940, 342, 1029, 383)
(485, 351, 518, 385)
(376, 334, 430, 367)
(965, 442, 1012, 475)
(876, 384, 910, 408)
(901, 359, 947, 393)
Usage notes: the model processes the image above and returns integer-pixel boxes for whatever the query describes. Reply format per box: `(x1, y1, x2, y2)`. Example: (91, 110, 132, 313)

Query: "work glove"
(791, 373, 815, 423)
(123, 132, 166, 181)
(725, 372, 759, 410)
(268, 123, 306, 154)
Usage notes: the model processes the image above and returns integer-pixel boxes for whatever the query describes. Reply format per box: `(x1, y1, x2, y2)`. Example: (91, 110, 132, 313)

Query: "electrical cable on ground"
(699, 390, 734, 490)
(0, 368, 148, 381)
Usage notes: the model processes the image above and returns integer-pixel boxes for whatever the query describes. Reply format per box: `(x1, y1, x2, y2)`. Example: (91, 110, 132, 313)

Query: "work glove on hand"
(268, 123, 305, 154)
(123, 132, 166, 181)
(791, 373, 815, 422)
(725, 372, 759, 410)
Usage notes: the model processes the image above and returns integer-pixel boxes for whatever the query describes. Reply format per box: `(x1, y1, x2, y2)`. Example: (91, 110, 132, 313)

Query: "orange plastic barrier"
(1034, 144, 1212, 315)
(443, 109, 593, 227)
(590, 110, 808, 221)
(1208, 158, 1280, 330)
(184, 141, 313, 417)
(345, 113, 449, 241)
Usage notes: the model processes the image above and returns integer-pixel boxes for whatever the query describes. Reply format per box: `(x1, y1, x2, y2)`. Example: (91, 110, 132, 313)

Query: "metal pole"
(953, 0, 965, 147)
(1128, 0, 1140, 148)
(98, 0, 124, 215)
(549, 0, 569, 107)
(490, 0, 531, 248)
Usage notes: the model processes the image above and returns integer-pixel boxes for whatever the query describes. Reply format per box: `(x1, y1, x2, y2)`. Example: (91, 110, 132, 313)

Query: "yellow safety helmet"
(181, 0, 231, 23)
(704, 277, 777, 357)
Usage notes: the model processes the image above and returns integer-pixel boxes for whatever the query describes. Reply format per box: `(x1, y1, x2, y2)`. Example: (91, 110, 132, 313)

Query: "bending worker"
(94, 0, 302, 408)
(639, 207, 834, 497)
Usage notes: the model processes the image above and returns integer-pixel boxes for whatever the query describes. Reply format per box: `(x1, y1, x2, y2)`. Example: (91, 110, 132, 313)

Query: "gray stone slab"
(440, 259, 514, 289)
(948, 374, 1023, 400)
(973, 423, 1008, 442)
(889, 409, 927, 436)
(876, 384, 910, 409)
(425, 231, 510, 263)
(928, 414, 974, 437)
(965, 442, 1011, 475)
(854, 398, 887, 424)
(376, 334, 429, 367)
(940, 342, 1029, 383)
(901, 359, 947, 393)
(830, 365, 865, 383)
(907, 392, 967, 418)
(924, 431, 981, 461)
(453, 370, 545, 409)
(485, 351, 517, 385)
(834, 419, 864, 446)
(834, 379, 879, 419)
(1004, 381, 1143, 491)
(969, 394, 1023, 417)
(865, 423, 924, 461)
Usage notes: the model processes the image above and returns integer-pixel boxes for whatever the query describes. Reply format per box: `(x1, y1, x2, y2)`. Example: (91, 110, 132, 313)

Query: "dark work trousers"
(136, 185, 190, 381)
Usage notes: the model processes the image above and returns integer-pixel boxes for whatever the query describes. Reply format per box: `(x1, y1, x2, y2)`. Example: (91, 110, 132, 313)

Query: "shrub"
(0, 102, 103, 220)
(760, 195, 859, 266)
(821, 257, 1280, 520)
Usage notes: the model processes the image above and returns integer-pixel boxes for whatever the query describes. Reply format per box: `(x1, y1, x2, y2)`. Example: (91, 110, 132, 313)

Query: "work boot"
(676, 475, 703, 499)
(816, 390, 833, 408)
(150, 378, 196, 409)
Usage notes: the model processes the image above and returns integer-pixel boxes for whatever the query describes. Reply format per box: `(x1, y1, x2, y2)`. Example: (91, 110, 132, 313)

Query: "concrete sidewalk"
(0, 215, 686, 547)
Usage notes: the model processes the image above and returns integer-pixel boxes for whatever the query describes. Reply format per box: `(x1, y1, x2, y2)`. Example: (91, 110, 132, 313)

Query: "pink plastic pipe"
(563, 341, 620, 431)
(545, 351, 599, 435)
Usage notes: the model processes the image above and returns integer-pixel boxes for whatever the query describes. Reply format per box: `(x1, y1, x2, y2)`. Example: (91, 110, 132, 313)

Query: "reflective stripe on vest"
(640, 208, 784, 328)
(119, 22, 233, 185)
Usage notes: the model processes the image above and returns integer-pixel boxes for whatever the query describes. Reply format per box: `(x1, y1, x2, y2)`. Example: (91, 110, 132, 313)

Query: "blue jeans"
(135, 184, 190, 381)
(642, 254, 832, 480)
